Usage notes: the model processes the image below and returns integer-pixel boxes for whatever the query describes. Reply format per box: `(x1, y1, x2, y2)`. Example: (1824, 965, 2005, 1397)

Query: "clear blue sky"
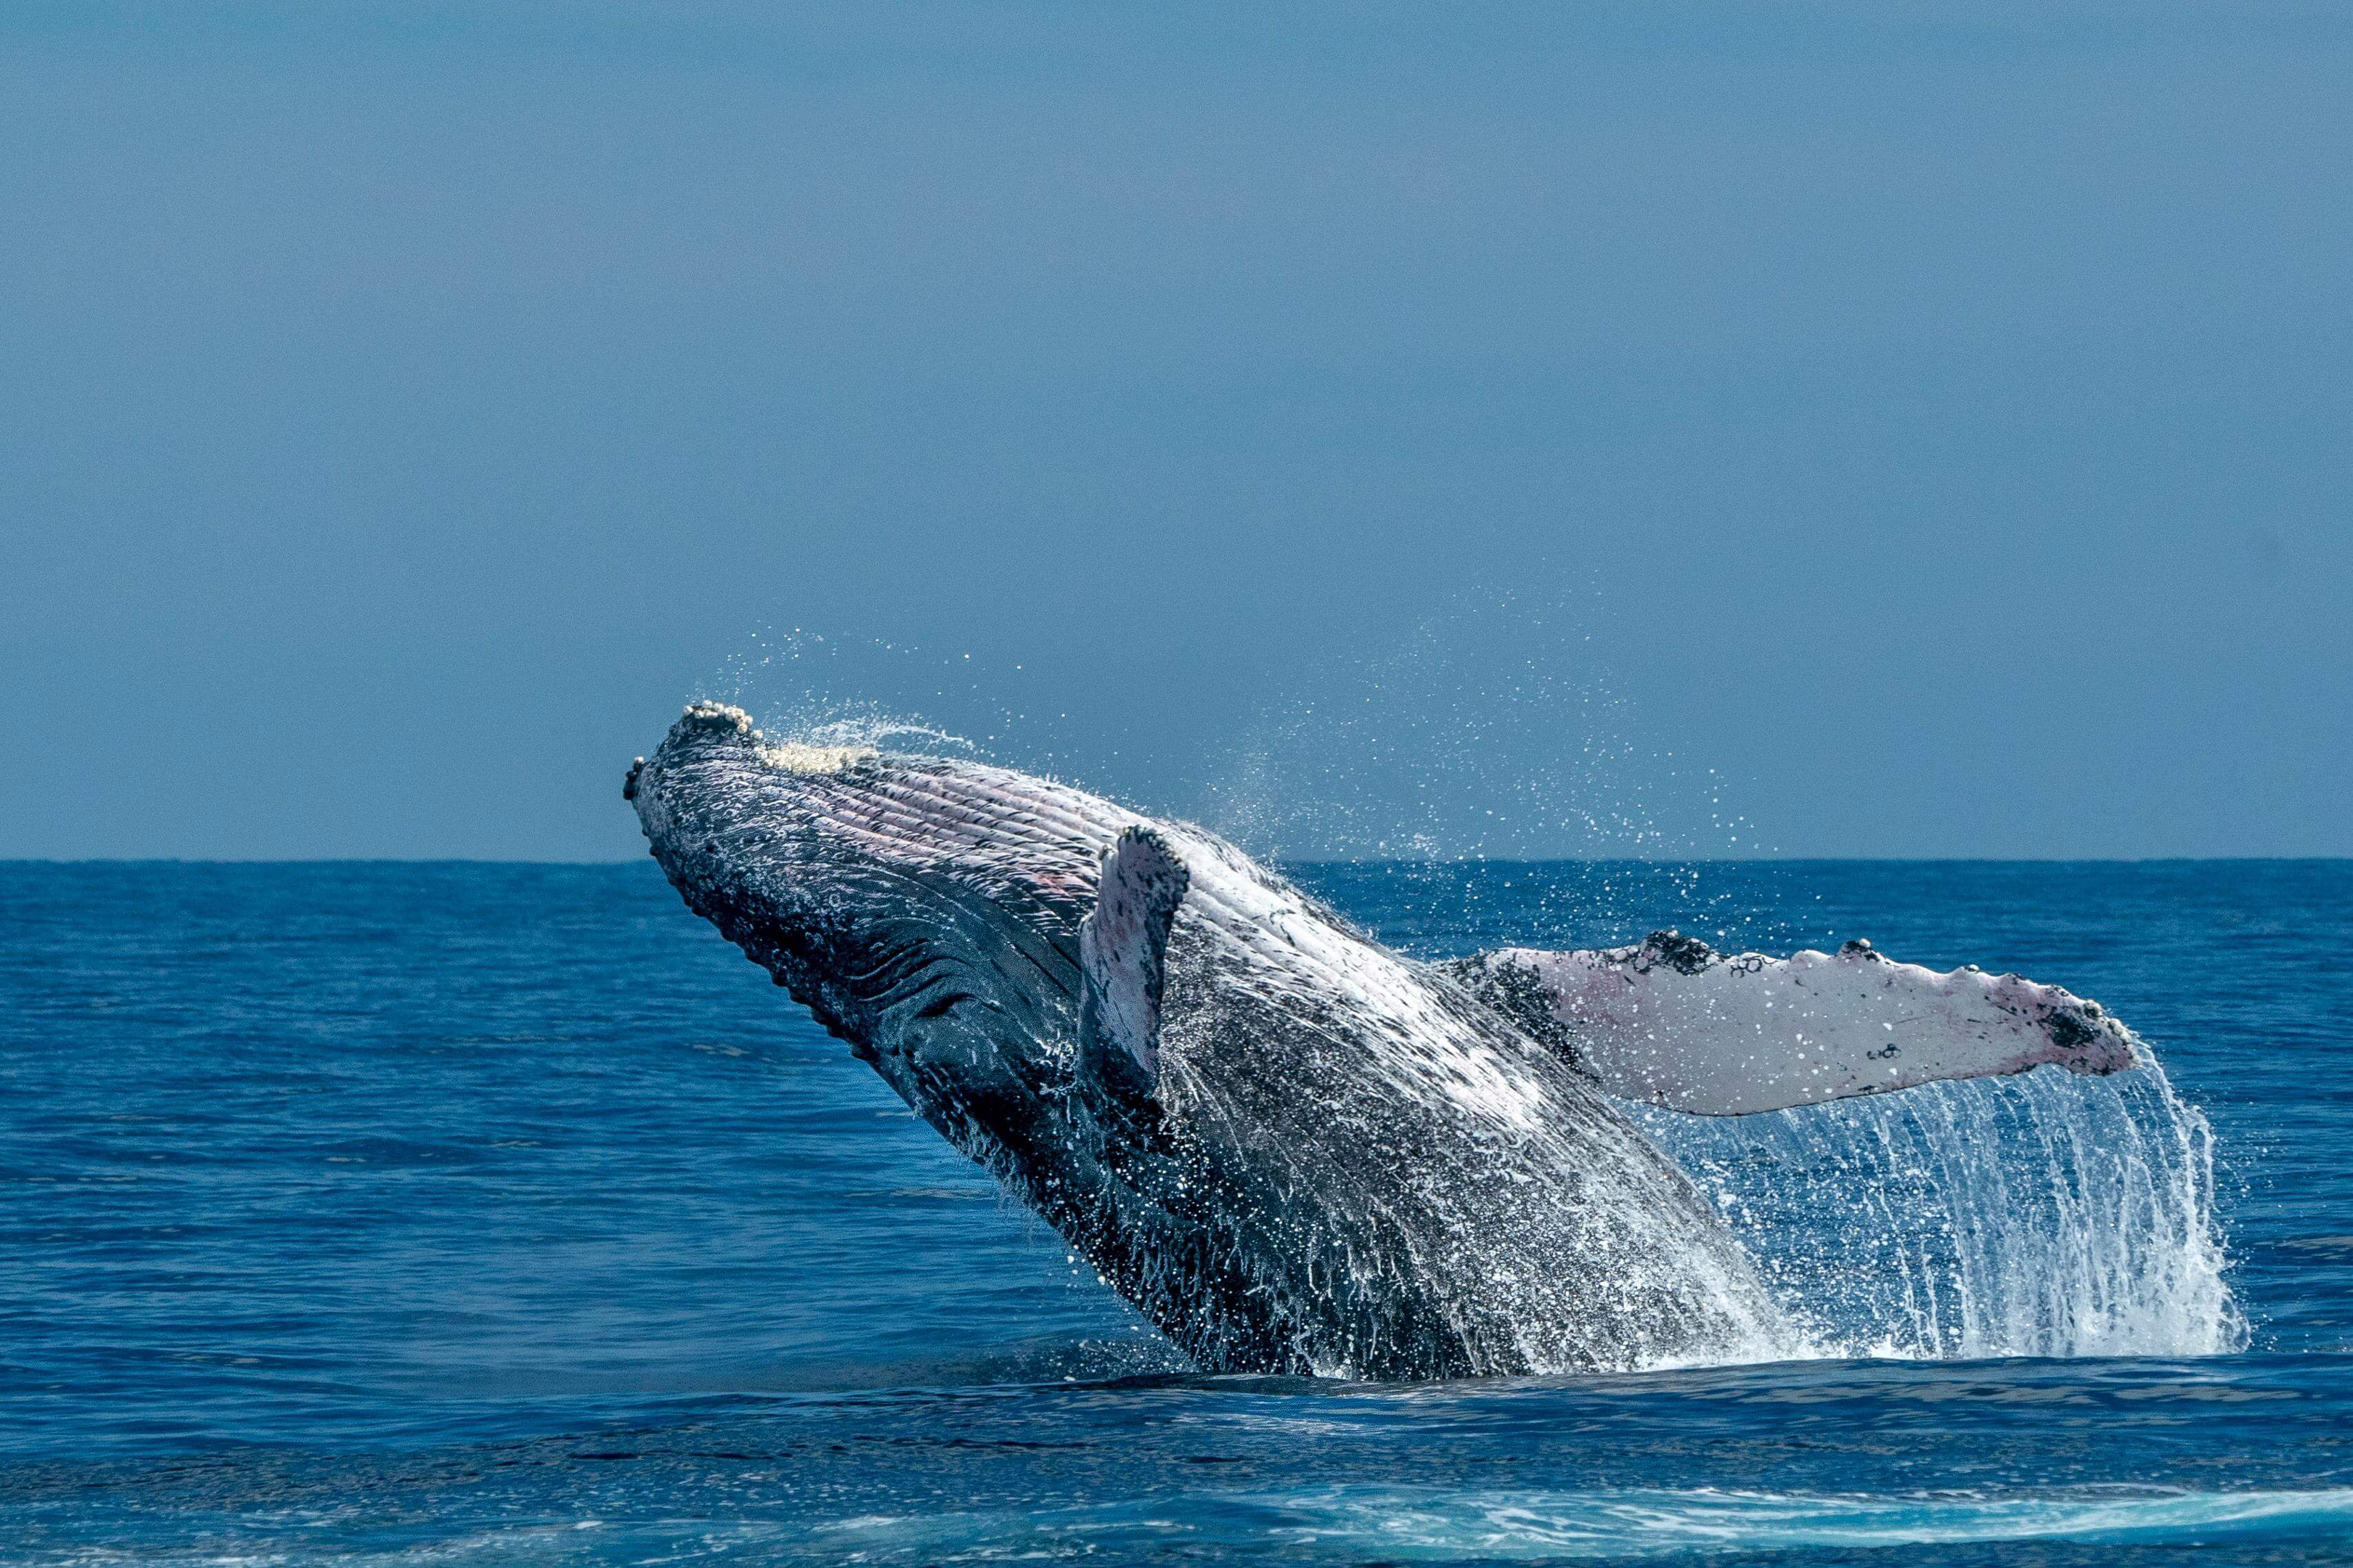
(4, 3, 2347, 860)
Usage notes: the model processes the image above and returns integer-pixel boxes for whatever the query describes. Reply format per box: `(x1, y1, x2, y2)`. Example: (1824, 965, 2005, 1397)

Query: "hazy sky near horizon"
(5, 3, 2349, 860)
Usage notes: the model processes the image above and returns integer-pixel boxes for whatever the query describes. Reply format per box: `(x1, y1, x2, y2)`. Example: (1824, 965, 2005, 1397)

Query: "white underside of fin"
(1464, 934, 2140, 1116)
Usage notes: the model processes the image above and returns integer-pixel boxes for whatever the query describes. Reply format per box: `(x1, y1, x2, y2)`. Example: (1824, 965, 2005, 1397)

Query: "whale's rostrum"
(627, 701, 2140, 1379)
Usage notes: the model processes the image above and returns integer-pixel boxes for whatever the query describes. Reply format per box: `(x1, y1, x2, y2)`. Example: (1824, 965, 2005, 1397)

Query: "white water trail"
(1633, 1060, 2242, 1360)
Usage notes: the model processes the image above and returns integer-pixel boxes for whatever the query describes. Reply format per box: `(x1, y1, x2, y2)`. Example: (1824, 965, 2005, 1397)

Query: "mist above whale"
(626, 701, 2140, 1378)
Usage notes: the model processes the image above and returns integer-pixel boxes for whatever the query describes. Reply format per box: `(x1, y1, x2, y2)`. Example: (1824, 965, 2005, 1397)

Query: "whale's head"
(625, 702, 1125, 1178)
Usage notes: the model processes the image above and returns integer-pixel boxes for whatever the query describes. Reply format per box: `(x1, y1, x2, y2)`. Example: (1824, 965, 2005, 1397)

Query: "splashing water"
(1634, 1059, 2241, 1361)
(698, 628, 2242, 1368)
(706, 629, 1003, 764)
(1199, 599, 1756, 864)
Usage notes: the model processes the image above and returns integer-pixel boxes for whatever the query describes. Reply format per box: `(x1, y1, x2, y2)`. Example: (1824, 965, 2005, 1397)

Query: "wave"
(81, 1485, 2336, 1566)
(856, 1484, 2353, 1559)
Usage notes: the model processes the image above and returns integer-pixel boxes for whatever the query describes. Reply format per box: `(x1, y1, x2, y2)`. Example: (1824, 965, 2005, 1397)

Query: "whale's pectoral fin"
(1078, 826, 1189, 1101)
(1443, 931, 2140, 1116)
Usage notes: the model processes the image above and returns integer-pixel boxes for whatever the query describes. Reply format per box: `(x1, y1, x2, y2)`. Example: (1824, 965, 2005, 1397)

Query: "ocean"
(4, 857, 2348, 1564)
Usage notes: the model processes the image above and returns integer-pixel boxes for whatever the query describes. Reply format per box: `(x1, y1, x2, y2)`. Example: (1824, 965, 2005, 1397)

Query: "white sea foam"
(552, 1485, 2353, 1564)
(64, 1487, 2349, 1567)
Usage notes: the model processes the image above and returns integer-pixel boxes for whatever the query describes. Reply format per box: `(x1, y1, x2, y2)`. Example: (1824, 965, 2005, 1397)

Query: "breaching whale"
(627, 702, 2140, 1378)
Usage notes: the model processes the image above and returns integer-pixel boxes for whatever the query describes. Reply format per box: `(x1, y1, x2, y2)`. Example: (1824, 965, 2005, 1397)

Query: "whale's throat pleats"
(1443, 932, 2142, 1116)
(1077, 826, 1188, 1103)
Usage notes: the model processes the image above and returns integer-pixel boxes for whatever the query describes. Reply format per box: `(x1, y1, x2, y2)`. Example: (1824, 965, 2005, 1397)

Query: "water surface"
(4, 859, 2347, 1562)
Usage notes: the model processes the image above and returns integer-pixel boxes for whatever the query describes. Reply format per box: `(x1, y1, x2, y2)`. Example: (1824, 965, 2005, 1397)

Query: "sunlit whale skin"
(1445, 932, 2138, 1116)
(626, 702, 2140, 1378)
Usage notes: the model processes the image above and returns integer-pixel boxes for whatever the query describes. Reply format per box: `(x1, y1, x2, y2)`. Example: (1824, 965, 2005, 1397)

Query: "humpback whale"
(627, 702, 2139, 1378)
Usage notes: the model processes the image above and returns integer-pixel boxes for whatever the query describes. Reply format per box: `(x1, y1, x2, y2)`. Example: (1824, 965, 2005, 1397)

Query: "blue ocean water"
(3, 858, 2349, 1564)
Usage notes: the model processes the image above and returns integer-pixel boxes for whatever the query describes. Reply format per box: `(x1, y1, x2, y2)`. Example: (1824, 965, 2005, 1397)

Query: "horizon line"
(4, 854, 2348, 869)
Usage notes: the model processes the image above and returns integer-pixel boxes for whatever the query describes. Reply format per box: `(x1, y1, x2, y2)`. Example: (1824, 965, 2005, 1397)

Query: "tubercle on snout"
(679, 700, 757, 739)
(653, 701, 876, 777)
(625, 698, 746, 801)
